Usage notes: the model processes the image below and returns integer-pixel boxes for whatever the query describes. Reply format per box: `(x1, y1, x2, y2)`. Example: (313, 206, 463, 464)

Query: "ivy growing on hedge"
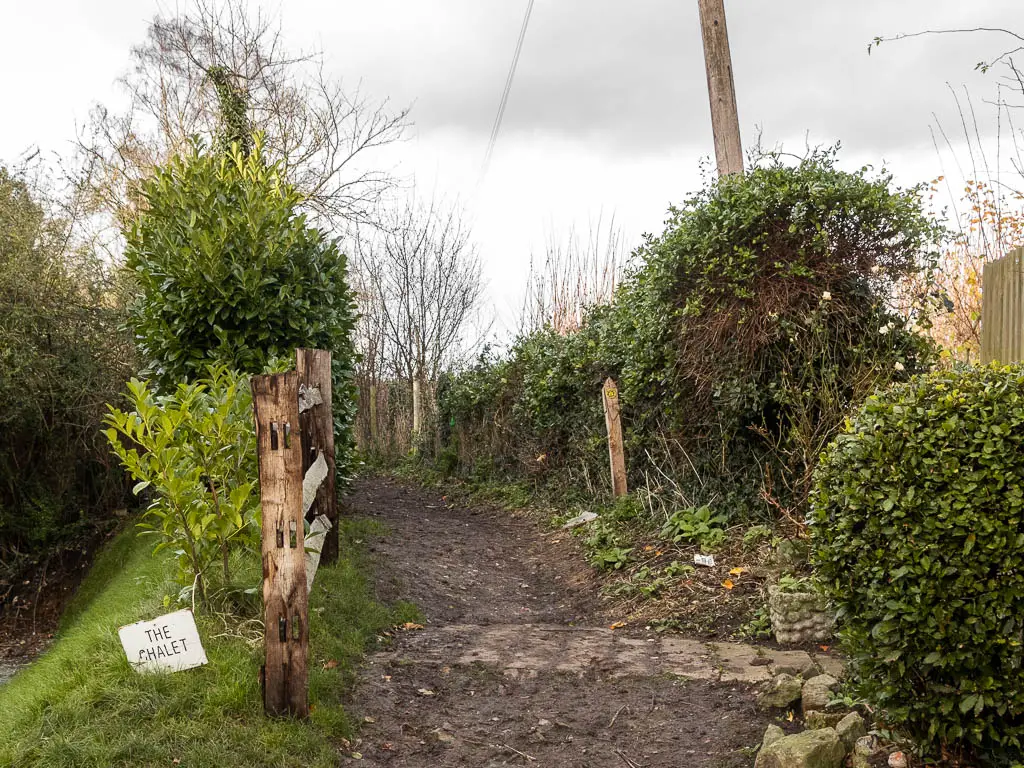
(441, 149, 939, 521)
(812, 364, 1024, 761)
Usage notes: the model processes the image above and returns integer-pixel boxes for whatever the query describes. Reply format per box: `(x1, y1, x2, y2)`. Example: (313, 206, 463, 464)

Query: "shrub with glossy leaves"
(104, 367, 258, 601)
(124, 136, 358, 475)
(125, 137, 355, 384)
(811, 364, 1024, 760)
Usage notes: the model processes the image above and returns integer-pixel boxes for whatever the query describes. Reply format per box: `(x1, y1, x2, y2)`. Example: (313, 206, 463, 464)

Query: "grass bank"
(0, 518, 417, 768)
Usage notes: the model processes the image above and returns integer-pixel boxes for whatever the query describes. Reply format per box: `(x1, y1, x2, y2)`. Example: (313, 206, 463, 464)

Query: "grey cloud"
(319, 0, 1022, 159)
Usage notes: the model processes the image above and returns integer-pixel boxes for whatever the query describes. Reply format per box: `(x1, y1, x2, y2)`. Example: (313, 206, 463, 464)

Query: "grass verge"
(0, 517, 418, 768)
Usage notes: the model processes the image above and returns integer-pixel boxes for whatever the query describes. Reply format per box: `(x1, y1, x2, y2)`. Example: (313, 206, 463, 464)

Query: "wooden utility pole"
(602, 378, 628, 497)
(697, 0, 744, 176)
(252, 372, 309, 718)
(296, 348, 338, 565)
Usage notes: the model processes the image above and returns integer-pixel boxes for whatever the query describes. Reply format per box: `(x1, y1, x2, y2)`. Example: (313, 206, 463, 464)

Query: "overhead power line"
(481, 0, 536, 180)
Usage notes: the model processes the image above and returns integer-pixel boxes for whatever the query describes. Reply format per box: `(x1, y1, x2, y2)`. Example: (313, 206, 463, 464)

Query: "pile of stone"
(755, 669, 903, 768)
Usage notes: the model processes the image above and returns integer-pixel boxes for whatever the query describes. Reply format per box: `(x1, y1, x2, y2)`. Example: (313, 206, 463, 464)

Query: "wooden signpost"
(296, 348, 338, 564)
(252, 372, 309, 718)
(602, 377, 628, 497)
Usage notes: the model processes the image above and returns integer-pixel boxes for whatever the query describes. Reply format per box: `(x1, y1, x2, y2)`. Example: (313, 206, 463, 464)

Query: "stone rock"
(758, 673, 804, 710)
(836, 712, 866, 747)
(775, 538, 810, 569)
(762, 724, 786, 749)
(427, 729, 456, 747)
(801, 674, 839, 715)
(811, 653, 846, 680)
(754, 728, 846, 768)
(768, 650, 819, 678)
(805, 711, 845, 730)
(854, 735, 879, 757)
(888, 751, 908, 768)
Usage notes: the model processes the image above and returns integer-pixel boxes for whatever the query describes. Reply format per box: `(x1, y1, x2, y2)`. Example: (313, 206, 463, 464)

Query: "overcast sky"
(1, 1, 1021, 333)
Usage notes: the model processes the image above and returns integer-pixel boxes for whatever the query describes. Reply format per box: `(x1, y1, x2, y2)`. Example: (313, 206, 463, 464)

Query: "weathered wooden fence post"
(252, 372, 309, 718)
(602, 377, 628, 497)
(296, 348, 338, 565)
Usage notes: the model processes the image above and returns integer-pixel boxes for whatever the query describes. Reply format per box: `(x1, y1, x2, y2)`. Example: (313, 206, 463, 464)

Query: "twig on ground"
(499, 743, 537, 762)
(616, 749, 643, 768)
(607, 704, 628, 729)
(460, 735, 537, 763)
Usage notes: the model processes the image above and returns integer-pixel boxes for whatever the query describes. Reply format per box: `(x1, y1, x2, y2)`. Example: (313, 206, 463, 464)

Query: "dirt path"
(346, 477, 826, 767)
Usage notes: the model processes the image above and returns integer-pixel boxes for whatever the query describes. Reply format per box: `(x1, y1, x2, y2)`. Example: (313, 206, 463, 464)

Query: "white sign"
(119, 609, 208, 673)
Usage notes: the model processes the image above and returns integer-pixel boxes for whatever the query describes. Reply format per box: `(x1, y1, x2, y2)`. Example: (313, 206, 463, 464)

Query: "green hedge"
(0, 167, 132, 556)
(441, 150, 938, 521)
(812, 365, 1024, 760)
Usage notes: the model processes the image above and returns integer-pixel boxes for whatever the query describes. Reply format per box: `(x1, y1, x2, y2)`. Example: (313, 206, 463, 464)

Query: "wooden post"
(698, 0, 744, 176)
(252, 372, 309, 718)
(368, 383, 380, 450)
(602, 377, 628, 497)
(296, 348, 339, 565)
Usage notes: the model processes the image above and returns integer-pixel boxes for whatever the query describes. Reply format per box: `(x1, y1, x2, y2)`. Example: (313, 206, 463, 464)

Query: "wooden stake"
(296, 348, 338, 565)
(252, 372, 308, 718)
(698, 0, 744, 176)
(602, 377, 628, 497)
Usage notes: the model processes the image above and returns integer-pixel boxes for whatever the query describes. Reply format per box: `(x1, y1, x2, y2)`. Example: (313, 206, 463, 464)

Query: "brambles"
(0, 167, 132, 557)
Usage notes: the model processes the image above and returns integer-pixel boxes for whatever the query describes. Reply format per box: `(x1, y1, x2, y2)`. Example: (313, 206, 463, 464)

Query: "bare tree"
(77, 0, 408, 230)
(354, 196, 486, 446)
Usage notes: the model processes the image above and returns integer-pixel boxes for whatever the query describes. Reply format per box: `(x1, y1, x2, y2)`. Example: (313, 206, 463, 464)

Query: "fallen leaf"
(643, 545, 654, 552)
(363, 716, 376, 723)
(380, 742, 394, 751)
(786, 711, 794, 722)
(323, 659, 339, 669)
(417, 688, 436, 696)
(819, 644, 830, 652)
(382, 675, 392, 682)
(351, 752, 363, 760)
(609, 621, 626, 630)
(728, 567, 747, 576)
(401, 622, 425, 631)
(655, 550, 663, 556)
(721, 579, 734, 590)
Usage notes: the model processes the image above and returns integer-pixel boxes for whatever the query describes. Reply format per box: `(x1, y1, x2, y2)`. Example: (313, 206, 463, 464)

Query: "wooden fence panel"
(982, 248, 1024, 364)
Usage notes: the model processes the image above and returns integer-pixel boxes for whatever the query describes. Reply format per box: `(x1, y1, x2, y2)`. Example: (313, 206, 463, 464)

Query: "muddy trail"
(344, 477, 833, 768)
